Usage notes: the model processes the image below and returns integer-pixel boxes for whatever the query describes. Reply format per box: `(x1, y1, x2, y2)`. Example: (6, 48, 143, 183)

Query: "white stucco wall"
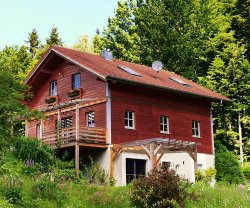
(112, 151, 215, 186)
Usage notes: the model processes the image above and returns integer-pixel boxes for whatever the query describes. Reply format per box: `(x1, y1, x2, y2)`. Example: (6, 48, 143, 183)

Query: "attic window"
(169, 77, 191, 87)
(118, 65, 142, 77)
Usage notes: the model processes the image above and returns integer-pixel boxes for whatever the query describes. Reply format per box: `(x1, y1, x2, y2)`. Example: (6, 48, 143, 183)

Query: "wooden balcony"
(42, 126, 107, 149)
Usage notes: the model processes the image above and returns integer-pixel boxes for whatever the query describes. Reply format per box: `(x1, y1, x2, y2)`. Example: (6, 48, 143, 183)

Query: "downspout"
(106, 82, 112, 145)
(220, 99, 227, 140)
(210, 107, 215, 155)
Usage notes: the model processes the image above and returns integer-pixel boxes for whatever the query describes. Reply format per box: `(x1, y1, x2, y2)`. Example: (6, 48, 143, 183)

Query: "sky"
(0, 0, 118, 50)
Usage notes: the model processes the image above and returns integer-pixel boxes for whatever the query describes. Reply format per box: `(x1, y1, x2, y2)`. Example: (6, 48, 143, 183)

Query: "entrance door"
(126, 158, 146, 184)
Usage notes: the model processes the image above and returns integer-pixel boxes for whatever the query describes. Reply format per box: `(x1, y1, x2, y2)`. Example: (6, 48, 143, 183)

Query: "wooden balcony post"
(40, 119, 44, 139)
(25, 119, 28, 137)
(57, 108, 61, 136)
(75, 103, 80, 177)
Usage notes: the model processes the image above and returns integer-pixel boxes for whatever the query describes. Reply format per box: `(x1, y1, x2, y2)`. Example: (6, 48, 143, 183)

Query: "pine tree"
(26, 28, 40, 57)
(46, 26, 63, 46)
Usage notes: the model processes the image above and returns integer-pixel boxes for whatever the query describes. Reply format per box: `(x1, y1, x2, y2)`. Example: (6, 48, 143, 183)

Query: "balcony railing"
(42, 126, 107, 148)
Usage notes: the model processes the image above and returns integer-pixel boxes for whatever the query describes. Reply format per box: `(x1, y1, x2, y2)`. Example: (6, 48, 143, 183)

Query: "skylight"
(169, 77, 191, 87)
(118, 65, 142, 77)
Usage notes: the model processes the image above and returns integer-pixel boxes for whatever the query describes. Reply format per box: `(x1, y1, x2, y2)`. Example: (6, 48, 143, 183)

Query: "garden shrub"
(0, 198, 13, 208)
(242, 164, 250, 180)
(32, 179, 65, 206)
(131, 164, 190, 208)
(13, 136, 55, 169)
(215, 141, 245, 184)
(195, 167, 216, 183)
(84, 157, 116, 186)
(2, 176, 23, 205)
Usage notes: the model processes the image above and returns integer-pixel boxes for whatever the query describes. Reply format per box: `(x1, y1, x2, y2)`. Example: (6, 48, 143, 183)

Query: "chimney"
(101, 49, 113, 61)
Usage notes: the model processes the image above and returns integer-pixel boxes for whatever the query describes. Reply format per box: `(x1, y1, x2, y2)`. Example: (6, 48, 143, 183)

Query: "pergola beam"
(110, 138, 200, 177)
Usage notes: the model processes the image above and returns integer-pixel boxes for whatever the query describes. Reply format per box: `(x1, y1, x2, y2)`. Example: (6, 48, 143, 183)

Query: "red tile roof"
(26, 46, 231, 103)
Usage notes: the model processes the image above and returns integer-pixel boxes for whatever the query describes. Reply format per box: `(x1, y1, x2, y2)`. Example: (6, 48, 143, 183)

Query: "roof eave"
(25, 47, 107, 85)
(106, 76, 232, 104)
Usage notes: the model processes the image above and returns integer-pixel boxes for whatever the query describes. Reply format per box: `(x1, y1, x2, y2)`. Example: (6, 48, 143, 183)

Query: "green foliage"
(84, 157, 116, 186)
(13, 136, 55, 169)
(215, 141, 245, 184)
(0, 198, 13, 208)
(1, 175, 24, 205)
(186, 182, 250, 208)
(131, 164, 190, 208)
(32, 179, 65, 206)
(0, 45, 32, 81)
(195, 167, 216, 183)
(46, 25, 63, 46)
(93, 0, 141, 63)
(26, 28, 41, 58)
(242, 163, 250, 180)
(72, 34, 94, 53)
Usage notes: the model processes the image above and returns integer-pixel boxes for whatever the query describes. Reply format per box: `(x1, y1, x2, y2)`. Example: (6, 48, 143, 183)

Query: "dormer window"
(72, 73, 81, 89)
(50, 80, 57, 96)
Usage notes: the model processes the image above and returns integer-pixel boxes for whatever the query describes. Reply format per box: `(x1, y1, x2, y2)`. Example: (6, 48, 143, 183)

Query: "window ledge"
(160, 131, 170, 134)
(192, 136, 201, 139)
(125, 127, 136, 130)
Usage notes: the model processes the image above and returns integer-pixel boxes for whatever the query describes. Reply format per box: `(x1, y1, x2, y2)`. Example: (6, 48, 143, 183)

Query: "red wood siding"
(28, 62, 106, 110)
(110, 82, 212, 154)
(27, 61, 106, 137)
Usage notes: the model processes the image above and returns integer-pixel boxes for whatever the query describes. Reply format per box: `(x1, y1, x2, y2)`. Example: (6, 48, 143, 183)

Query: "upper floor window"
(50, 80, 57, 96)
(72, 73, 81, 89)
(160, 116, 169, 134)
(192, 121, 200, 138)
(60, 117, 73, 128)
(86, 112, 95, 127)
(125, 111, 135, 129)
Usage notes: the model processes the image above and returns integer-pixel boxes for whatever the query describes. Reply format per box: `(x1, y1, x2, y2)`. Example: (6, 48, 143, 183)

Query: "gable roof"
(26, 46, 231, 103)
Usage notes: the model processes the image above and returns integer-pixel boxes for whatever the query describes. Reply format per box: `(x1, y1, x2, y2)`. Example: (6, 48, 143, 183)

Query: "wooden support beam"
(44, 98, 107, 116)
(141, 145, 150, 156)
(25, 119, 28, 137)
(154, 144, 162, 155)
(75, 103, 79, 142)
(110, 146, 122, 178)
(186, 147, 198, 172)
(155, 153, 164, 167)
(149, 143, 155, 171)
(75, 103, 80, 178)
(75, 144, 79, 178)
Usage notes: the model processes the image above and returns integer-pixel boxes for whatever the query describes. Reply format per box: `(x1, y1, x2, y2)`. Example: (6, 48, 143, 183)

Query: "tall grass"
(186, 182, 250, 208)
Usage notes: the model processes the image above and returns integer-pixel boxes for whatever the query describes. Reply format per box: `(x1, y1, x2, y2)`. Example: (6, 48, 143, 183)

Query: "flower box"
(45, 96, 57, 104)
(68, 88, 81, 98)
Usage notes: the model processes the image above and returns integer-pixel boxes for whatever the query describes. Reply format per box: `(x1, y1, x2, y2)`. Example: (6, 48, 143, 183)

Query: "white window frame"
(72, 73, 81, 89)
(50, 80, 57, 96)
(160, 116, 169, 134)
(36, 123, 42, 139)
(86, 112, 95, 127)
(192, 121, 200, 138)
(125, 111, 135, 129)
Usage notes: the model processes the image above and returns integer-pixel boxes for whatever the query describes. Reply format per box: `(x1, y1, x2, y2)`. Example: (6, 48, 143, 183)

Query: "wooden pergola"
(110, 138, 200, 177)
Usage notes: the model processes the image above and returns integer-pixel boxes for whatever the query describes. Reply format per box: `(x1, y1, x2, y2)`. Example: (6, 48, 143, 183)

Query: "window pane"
(86, 112, 95, 127)
(125, 111, 134, 128)
(72, 73, 80, 89)
(50, 81, 57, 96)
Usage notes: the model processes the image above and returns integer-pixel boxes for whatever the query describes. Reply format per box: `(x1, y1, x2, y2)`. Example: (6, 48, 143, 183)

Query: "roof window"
(118, 65, 142, 77)
(169, 77, 191, 87)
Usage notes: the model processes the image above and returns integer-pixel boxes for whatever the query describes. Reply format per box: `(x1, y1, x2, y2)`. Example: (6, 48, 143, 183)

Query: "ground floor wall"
(113, 151, 215, 186)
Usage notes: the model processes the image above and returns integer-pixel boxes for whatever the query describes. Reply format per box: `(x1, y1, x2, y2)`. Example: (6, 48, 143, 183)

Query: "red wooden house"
(25, 46, 230, 185)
